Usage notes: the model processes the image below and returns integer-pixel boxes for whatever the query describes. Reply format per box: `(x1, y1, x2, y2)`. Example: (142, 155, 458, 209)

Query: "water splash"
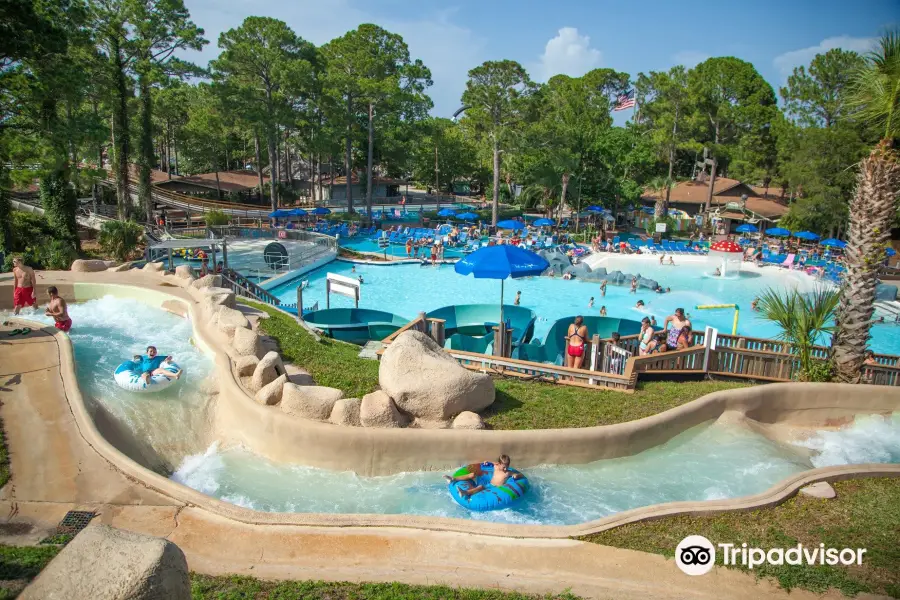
(794, 414, 900, 468)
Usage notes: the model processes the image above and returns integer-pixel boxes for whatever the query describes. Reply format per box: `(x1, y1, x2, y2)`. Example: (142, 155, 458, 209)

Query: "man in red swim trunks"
(44, 286, 72, 332)
(11, 257, 37, 315)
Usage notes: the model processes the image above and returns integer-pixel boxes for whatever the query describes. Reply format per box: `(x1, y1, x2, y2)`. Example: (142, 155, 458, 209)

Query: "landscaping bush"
(99, 220, 144, 262)
(40, 172, 79, 248)
(643, 216, 677, 239)
(205, 209, 230, 227)
(27, 238, 78, 270)
(0, 189, 10, 255)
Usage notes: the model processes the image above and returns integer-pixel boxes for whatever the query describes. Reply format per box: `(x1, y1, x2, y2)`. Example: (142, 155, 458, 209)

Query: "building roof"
(331, 175, 407, 186)
(154, 170, 269, 193)
(641, 177, 789, 219)
(750, 185, 789, 200)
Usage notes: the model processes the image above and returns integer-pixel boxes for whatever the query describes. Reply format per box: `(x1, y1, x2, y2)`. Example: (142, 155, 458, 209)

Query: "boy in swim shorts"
(12, 257, 37, 315)
(443, 455, 522, 497)
(44, 286, 72, 332)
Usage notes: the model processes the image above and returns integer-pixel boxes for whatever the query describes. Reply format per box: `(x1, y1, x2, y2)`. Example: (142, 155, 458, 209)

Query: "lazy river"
(266, 257, 900, 355)
(7, 296, 900, 526)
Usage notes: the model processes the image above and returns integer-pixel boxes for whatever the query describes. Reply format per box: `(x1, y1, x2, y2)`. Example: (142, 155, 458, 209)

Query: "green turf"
(581, 477, 900, 598)
(0, 416, 9, 490)
(249, 300, 751, 429)
(190, 575, 580, 599)
(0, 545, 61, 599)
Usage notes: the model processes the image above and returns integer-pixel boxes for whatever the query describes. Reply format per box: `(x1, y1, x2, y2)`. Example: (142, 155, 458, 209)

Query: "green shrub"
(99, 220, 144, 262)
(204, 209, 230, 227)
(0, 189, 10, 254)
(40, 172, 79, 247)
(644, 216, 678, 239)
(9, 212, 54, 252)
(804, 360, 834, 382)
(27, 238, 78, 270)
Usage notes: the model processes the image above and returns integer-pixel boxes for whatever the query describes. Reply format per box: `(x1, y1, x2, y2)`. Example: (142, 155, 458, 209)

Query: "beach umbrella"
(735, 224, 758, 233)
(533, 218, 555, 227)
(309, 207, 331, 215)
(437, 208, 457, 217)
(496, 219, 525, 231)
(765, 227, 791, 237)
(888, 248, 897, 257)
(792, 231, 820, 241)
(455, 245, 549, 353)
(286, 208, 307, 217)
(268, 209, 291, 218)
(457, 211, 479, 220)
(585, 205, 604, 213)
(819, 238, 846, 248)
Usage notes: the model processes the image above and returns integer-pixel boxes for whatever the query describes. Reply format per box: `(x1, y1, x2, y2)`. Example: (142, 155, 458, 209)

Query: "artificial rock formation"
(248, 351, 285, 392)
(233, 355, 259, 377)
(280, 383, 343, 420)
(71, 259, 110, 272)
(360, 390, 407, 428)
(19, 525, 190, 600)
(190, 274, 222, 290)
(379, 330, 494, 421)
(231, 327, 262, 358)
(216, 307, 251, 339)
(142, 261, 164, 273)
(107, 262, 133, 272)
(254, 373, 287, 405)
(451, 411, 486, 430)
(175, 265, 194, 279)
(329, 398, 362, 426)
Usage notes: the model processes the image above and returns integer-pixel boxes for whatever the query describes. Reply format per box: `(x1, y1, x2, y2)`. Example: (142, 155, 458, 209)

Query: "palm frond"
(849, 29, 900, 140)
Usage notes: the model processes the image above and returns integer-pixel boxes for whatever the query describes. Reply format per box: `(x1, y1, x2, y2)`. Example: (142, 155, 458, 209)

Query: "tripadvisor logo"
(675, 535, 867, 576)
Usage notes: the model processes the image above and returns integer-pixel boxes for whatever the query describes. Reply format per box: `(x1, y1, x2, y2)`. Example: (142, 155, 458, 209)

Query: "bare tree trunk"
(137, 73, 154, 224)
(345, 94, 354, 214)
(329, 153, 335, 201)
(267, 128, 278, 210)
(366, 102, 374, 221)
(254, 130, 264, 203)
(491, 137, 500, 226)
(213, 153, 222, 200)
(316, 153, 322, 202)
(173, 131, 179, 177)
(559, 173, 569, 223)
(284, 129, 292, 190)
(111, 36, 130, 219)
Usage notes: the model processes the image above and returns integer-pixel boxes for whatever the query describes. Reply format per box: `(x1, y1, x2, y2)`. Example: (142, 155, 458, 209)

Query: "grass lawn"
(0, 545, 61, 599)
(191, 575, 579, 599)
(250, 302, 751, 429)
(582, 477, 900, 598)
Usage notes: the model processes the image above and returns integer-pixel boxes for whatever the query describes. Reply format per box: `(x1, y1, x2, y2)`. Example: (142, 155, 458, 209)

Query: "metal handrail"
(221, 269, 281, 306)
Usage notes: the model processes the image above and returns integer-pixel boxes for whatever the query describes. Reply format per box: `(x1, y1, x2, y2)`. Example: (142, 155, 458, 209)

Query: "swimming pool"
(267, 256, 900, 355)
(340, 237, 467, 258)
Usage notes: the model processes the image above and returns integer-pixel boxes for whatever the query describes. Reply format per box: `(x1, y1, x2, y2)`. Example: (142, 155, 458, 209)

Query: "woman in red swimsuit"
(566, 316, 588, 370)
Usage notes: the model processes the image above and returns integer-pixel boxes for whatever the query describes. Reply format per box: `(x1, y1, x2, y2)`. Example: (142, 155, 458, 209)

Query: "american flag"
(613, 89, 636, 111)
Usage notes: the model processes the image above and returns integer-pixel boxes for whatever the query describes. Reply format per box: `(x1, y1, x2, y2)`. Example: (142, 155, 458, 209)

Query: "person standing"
(11, 257, 37, 315)
(663, 308, 692, 351)
(514, 291, 521, 306)
(600, 280, 607, 297)
(565, 316, 588, 370)
(45, 286, 72, 332)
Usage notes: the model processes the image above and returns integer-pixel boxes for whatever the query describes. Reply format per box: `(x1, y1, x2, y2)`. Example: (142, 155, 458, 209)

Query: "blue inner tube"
(113, 356, 182, 393)
(447, 462, 530, 512)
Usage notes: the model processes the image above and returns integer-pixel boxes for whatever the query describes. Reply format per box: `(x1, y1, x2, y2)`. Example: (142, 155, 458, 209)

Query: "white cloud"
(773, 35, 875, 78)
(672, 50, 709, 68)
(534, 27, 601, 82)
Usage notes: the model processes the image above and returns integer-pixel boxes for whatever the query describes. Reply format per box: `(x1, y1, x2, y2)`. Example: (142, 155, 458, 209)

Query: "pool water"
(172, 414, 900, 526)
(4, 297, 215, 469)
(268, 257, 900, 354)
(340, 237, 466, 259)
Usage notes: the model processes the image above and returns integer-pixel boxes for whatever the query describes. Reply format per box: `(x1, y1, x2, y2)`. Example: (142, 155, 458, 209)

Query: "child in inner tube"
(443, 454, 523, 498)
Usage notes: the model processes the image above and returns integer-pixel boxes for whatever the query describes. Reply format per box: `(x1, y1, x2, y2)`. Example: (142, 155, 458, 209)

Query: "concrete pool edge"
(2, 271, 899, 539)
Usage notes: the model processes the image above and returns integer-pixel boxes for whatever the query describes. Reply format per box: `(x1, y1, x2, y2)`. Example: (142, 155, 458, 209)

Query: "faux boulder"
(359, 390, 407, 428)
(216, 306, 251, 338)
(231, 327, 262, 358)
(142, 261, 164, 273)
(280, 384, 343, 420)
(451, 411, 485, 430)
(71, 259, 110, 272)
(248, 351, 285, 392)
(379, 330, 494, 421)
(107, 263, 133, 272)
(19, 524, 189, 600)
(254, 373, 287, 405)
(330, 398, 362, 426)
(202, 287, 236, 309)
(175, 265, 194, 279)
(233, 355, 259, 377)
(190, 274, 222, 289)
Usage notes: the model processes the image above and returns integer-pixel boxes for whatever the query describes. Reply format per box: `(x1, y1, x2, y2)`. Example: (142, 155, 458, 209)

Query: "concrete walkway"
(0, 315, 856, 599)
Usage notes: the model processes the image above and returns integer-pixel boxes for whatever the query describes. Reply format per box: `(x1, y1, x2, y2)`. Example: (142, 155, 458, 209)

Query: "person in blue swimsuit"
(139, 345, 180, 384)
(443, 454, 523, 497)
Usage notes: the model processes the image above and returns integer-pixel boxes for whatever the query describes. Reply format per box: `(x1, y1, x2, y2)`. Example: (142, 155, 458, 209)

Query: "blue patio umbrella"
(309, 207, 331, 215)
(533, 218, 555, 227)
(888, 248, 897, 257)
(496, 219, 525, 231)
(286, 208, 307, 217)
(268, 209, 291, 218)
(455, 245, 550, 351)
(765, 227, 791, 237)
(792, 230, 820, 241)
(457, 211, 479, 220)
(585, 205, 604, 212)
(437, 208, 457, 217)
(819, 238, 845, 248)
(735, 224, 758, 233)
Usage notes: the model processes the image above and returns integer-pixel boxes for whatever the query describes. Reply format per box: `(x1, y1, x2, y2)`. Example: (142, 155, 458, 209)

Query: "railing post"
(417, 312, 427, 335)
(588, 334, 601, 385)
(702, 326, 718, 373)
(429, 318, 446, 347)
(296, 285, 304, 316)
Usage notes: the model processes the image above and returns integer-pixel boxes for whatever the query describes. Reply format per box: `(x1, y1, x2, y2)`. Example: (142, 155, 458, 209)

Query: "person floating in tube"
(139, 345, 181, 384)
(443, 455, 523, 498)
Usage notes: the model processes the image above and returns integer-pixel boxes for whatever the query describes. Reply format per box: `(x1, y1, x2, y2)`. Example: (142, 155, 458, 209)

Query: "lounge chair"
(780, 253, 796, 269)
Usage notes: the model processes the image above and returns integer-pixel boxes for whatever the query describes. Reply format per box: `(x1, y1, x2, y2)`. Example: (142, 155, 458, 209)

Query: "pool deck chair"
(780, 253, 796, 269)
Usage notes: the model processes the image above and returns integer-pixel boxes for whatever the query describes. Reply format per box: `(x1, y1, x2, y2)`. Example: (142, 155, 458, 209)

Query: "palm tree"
(831, 31, 900, 383)
(648, 176, 673, 220)
(757, 286, 841, 381)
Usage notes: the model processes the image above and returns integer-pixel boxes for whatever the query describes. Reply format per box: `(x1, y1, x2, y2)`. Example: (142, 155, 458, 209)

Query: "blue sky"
(183, 0, 898, 121)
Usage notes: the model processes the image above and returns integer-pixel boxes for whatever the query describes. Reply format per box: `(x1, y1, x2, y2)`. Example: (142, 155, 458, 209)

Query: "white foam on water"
(794, 414, 900, 468)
